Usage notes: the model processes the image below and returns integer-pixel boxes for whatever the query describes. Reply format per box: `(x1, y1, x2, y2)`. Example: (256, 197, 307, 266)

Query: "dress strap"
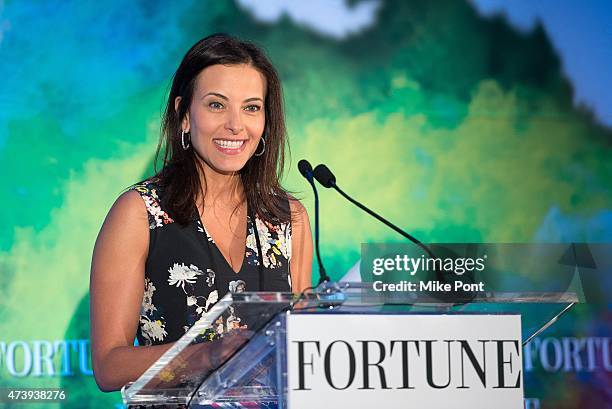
(131, 180, 174, 229)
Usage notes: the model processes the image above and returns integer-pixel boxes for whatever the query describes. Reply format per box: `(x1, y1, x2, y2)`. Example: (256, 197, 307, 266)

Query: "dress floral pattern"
(132, 183, 173, 229)
(131, 179, 292, 347)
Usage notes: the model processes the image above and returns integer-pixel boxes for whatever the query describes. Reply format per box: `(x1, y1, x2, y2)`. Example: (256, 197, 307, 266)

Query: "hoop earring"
(254, 137, 265, 157)
(181, 130, 190, 150)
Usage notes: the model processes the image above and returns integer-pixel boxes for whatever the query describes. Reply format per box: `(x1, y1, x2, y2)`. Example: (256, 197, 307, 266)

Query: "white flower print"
(246, 221, 258, 253)
(227, 313, 242, 330)
(190, 290, 217, 317)
(196, 221, 214, 242)
(254, 218, 273, 267)
(247, 216, 291, 268)
(148, 200, 165, 224)
(229, 280, 246, 293)
(132, 182, 175, 229)
(214, 317, 225, 335)
(205, 268, 215, 287)
(140, 316, 168, 344)
(205, 290, 219, 311)
(141, 278, 157, 314)
(167, 263, 204, 292)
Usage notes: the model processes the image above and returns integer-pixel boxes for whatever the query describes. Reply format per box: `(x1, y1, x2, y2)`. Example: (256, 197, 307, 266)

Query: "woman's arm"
(289, 198, 314, 293)
(89, 190, 173, 392)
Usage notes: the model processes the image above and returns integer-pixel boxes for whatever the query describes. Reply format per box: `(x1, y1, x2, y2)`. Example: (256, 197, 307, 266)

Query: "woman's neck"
(198, 162, 244, 208)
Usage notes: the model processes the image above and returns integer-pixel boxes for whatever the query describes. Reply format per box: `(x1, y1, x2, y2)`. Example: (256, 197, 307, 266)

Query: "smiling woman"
(88, 34, 313, 392)
(179, 64, 267, 173)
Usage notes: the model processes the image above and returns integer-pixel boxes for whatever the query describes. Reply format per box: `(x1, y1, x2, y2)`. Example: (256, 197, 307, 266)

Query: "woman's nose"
(225, 109, 244, 134)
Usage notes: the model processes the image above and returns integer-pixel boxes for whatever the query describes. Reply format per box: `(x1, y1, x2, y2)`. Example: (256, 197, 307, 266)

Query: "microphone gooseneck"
(313, 164, 435, 259)
(298, 159, 330, 284)
(312, 163, 471, 306)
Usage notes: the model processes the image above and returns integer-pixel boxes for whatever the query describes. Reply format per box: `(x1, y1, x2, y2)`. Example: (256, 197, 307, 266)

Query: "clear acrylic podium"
(121, 282, 578, 408)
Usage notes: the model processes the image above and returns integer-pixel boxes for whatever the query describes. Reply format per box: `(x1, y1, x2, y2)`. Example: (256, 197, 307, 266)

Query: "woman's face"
(179, 63, 266, 174)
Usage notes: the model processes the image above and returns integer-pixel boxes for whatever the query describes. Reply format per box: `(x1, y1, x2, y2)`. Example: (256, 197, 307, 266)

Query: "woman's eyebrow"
(202, 92, 263, 103)
(202, 92, 228, 101)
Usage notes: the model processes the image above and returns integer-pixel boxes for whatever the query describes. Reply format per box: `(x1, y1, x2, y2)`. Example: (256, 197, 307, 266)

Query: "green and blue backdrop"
(0, 1, 610, 408)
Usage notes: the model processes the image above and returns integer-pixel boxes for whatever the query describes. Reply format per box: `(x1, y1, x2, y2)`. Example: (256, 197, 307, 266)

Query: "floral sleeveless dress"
(131, 179, 292, 346)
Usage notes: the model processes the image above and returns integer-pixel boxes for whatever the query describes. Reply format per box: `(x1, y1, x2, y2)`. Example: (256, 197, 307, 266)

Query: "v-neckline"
(197, 206, 251, 275)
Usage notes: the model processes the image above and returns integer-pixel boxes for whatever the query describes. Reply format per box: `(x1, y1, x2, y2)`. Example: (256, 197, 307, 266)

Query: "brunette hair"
(154, 33, 289, 224)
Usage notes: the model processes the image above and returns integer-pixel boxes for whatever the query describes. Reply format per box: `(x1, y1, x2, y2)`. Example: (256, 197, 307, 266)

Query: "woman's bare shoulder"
(107, 189, 148, 223)
(287, 195, 308, 222)
(94, 189, 150, 253)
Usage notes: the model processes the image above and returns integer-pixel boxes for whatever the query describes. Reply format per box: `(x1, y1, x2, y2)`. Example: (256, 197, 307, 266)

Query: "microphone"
(298, 160, 330, 284)
(312, 164, 476, 305)
(312, 164, 435, 259)
(298, 159, 314, 182)
(311, 164, 335, 187)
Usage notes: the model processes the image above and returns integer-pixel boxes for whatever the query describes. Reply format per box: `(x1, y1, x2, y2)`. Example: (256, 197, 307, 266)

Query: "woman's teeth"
(214, 140, 245, 149)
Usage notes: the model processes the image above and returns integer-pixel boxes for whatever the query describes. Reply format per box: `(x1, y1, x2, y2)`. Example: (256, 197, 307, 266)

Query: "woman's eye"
(244, 105, 261, 112)
(209, 102, 224, 110)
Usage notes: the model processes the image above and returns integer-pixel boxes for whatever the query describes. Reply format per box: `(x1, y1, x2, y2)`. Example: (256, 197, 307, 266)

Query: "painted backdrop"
(0, 1, 610, 408)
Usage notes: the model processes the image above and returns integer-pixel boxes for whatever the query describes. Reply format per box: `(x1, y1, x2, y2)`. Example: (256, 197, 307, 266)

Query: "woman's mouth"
(213, 139, 246, 155)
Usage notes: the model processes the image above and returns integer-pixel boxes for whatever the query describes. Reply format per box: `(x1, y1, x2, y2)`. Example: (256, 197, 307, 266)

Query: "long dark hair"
(154, 33, 290, 224)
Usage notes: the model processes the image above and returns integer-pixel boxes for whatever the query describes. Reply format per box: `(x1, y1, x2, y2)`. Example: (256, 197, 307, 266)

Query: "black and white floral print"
(246, 217, 291, 268)
(168, 263, 204, 290)
(133, 181, 173, 229)
(139, 278, 168, 346)
(226, 305, 245, 331)
(142, 278, 157, 314)
(131, 179, 292, 347)
(196, 220, 214, 242)
(166, 263, 220, 322)
(139, 316, 168, 345)
(205, 268, 215, 287)
(229, 279, 246, 293)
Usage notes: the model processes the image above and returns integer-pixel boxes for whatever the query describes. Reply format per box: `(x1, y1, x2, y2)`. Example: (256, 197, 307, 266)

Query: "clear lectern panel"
(121, 292, 294, 406)
(121, 283, 577, 407)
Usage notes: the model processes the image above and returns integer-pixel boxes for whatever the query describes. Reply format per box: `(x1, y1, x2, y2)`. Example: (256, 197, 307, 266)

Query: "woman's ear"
(174, 96, 190, 132)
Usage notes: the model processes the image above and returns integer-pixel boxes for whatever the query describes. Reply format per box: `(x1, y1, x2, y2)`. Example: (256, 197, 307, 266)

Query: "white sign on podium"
(287, 314, 523, 409)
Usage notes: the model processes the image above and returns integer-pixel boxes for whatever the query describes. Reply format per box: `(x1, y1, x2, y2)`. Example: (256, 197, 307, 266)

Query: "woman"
(89, 34, 313, 392)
